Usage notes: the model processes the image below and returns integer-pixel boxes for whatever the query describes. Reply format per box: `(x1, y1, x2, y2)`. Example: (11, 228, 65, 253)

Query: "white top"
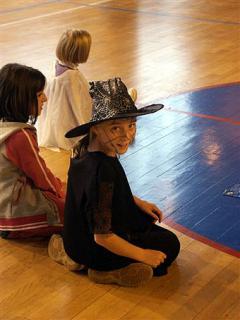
(37, 67, 92, 150)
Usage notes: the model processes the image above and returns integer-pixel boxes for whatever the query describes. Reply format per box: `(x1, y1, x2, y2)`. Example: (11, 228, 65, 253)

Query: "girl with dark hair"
(0, 63, 65, 239)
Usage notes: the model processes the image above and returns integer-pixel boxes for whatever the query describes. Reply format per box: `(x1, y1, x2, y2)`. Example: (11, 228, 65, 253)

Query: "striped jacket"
(0, 122, 65, 231)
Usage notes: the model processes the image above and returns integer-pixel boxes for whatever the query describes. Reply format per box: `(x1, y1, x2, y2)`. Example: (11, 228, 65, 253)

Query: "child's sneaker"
(128, 88, 137, 102)
(0, 231, 10, 239)
(48, 234, 84, 271)
(88, 263, 153, 287)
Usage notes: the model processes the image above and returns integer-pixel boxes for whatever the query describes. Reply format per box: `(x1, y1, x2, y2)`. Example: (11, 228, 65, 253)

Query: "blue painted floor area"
(121, 83, 240, 254)
(163, 83, 240, 120)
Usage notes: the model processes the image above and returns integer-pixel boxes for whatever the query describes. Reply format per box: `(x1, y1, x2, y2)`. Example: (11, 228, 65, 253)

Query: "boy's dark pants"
(90, 224, 180, 276)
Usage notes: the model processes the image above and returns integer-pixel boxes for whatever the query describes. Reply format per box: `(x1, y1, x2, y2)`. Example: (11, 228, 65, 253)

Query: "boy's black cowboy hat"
(65, 77, 164, 138)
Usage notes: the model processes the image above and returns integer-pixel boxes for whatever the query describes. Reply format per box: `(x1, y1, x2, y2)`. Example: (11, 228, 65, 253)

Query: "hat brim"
(65, 103, 164, 138)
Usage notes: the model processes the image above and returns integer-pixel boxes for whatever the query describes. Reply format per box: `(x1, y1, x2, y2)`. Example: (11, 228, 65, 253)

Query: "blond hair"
(56, 29, 91, 65)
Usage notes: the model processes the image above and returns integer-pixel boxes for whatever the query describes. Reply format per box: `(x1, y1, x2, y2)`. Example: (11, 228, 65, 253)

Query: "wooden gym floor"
(0, 1, 239, 319)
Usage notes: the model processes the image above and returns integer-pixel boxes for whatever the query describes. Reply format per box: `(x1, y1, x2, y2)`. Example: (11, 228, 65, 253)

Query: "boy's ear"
(90, 126, 99, 139)
(91, 126, 98, 135)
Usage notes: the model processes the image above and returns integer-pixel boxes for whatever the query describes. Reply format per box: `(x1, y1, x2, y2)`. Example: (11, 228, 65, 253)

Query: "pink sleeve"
(6, 129, 64, 198)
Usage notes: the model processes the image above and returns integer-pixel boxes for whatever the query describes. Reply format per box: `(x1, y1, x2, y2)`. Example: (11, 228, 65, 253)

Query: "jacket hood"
(0, 122, 35, 145)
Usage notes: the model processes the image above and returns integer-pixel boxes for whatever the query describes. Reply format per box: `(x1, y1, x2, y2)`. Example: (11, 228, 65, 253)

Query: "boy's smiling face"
(92, 118, 136, 156)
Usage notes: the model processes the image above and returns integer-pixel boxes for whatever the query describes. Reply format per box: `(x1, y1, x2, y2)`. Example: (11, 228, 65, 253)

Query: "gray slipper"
(88, 263, 153, 287)
(48, 234, 84, 271)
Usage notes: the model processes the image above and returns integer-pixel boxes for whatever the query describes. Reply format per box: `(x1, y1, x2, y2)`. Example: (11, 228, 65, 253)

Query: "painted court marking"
(165, 218, 240, 258)
(160, 83, 240, 256)
(0, 0, 111, 28)
(1, 0, 239, 28)
(164, 107, 240, 126)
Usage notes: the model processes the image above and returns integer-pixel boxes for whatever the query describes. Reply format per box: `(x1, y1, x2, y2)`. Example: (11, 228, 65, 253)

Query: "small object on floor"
(223, 184, 240, 198)
(46, 147, 61, 152)
(0, 231, 10, 239)
(88, 263, 153, 287)
(128, 87, 138, 102)
(48, 234, 84, 271)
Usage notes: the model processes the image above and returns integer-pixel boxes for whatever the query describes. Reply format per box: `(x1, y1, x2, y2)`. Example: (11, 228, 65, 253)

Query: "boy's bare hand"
(141, 249, 167, 268)
(135, 197, 163, 222)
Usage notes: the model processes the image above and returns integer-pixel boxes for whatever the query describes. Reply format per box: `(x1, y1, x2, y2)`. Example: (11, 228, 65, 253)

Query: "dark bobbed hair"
(0, 63, 46, 124)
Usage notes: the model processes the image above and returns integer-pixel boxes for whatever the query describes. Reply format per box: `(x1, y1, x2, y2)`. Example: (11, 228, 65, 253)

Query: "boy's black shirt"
(63, 151, 152, 265)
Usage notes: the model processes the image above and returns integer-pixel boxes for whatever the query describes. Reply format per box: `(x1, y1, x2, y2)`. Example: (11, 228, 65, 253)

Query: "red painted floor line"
(164, 107, 240, 125)
(161, 81, 240, 100)
(164, 217, 240, 258)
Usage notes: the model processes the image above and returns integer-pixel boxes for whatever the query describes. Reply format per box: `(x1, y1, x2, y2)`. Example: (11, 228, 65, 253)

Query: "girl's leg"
(1, 196, 65, 239)
(1, 225, 63, 239)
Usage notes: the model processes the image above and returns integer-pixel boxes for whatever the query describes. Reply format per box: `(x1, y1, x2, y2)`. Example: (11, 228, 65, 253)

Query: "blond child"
(37, 29, 92, 150)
